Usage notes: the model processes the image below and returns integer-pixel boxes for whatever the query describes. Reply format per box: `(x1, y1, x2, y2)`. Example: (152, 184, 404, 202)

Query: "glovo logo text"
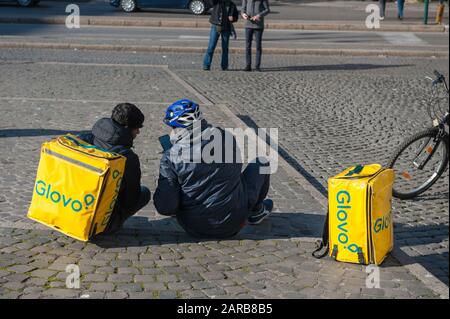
(101, 170, 122, 226)
(336, 190, 359, 253)
(374, 213, 390, 234)
(35, 180, 95, 213)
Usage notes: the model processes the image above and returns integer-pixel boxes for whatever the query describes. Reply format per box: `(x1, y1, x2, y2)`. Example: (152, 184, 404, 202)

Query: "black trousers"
(245, 28, 264, 69)
(102, 186, 151, 235)
(242, 158, 271, 214)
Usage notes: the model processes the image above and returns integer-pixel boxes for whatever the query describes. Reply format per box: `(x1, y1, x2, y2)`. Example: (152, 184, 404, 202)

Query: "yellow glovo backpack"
(313, 164, 395, 265)
(28, 134, 127, 241)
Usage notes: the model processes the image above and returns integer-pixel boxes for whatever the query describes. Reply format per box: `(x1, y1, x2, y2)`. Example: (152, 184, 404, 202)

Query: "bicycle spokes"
(392, 135, 445, 196)
(412, 138, 440, 169)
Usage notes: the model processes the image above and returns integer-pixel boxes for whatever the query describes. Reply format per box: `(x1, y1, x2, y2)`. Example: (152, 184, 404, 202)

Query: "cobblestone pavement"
(0, 49, 447, 298)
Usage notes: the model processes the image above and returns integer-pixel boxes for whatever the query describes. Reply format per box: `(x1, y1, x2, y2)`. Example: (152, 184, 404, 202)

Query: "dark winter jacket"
(153, 120, 247, 238)
(241, 0, 270, 29)
(79, 118, 142, 212)
(207, 0, 239, 31)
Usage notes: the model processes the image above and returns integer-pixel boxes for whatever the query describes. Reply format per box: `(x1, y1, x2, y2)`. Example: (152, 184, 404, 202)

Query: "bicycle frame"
(412, 72, 449, 170)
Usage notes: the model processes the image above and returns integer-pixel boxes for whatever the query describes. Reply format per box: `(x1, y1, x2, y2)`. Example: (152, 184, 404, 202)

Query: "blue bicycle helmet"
(164, 99, 203, 128)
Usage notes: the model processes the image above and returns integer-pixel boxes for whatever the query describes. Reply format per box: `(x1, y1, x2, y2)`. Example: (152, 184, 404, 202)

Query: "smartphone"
(158, 134, 172, 152)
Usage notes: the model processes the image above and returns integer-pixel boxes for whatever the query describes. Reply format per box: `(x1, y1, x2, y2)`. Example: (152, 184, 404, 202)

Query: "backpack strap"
(109, 145, 131, 156)
(312, 209, 330, 259)
(357, 247, 365, 265)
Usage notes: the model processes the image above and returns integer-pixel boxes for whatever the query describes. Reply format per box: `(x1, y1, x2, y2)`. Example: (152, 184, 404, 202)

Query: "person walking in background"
(379, 0, 406, 20)
(241, 0, 270, 72)
(396, 0, 405, 20)
(203, 0, 239, 71)
(436, 0, 447, 24)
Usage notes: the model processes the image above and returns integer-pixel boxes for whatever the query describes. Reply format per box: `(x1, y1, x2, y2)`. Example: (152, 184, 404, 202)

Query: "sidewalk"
(0, 59, 444, 299)
(0, 0, 448, 32)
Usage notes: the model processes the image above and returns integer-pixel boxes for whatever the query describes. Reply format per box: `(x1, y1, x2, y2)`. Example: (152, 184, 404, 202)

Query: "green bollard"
(424, 0, 430, 24)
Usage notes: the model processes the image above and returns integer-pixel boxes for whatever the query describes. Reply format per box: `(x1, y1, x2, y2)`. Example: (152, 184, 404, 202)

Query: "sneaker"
(380, 16, 385, 21)
(247, 199, 273, 225)
(254, 67, 262, 72)
(203, 66, 210, 71)
(243, 66, 252, 72)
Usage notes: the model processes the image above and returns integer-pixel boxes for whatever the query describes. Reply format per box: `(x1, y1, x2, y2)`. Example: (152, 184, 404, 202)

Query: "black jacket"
(79, 118, 142, 212)
(153, 120, 247, 238)
(207, 0, 239, 30)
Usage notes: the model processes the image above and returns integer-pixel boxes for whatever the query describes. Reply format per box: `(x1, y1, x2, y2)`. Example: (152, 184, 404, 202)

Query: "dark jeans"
(242, 158, 271, 215)
(102, 186, 151, 235)
(203, 25, 230, 70)
(379, 0, 405, 17)
(379, 0, 386, 17)
(245, 28, 264, 69)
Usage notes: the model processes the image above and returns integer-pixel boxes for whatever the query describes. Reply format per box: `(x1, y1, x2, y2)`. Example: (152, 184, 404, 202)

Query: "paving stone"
(42, 289, 80, 298)
(106, 292, 129, 299)
(84, 274, 107, 282)
(107, 274, 133, 283)
(29, 269, 57, 279)
(89, 283, 115, 292)
(143, 282, 167, 291)
(8, 265, 36, 274)
(116, 283, 143, 293)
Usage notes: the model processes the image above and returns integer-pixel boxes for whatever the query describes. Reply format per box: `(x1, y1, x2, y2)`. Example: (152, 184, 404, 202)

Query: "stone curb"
(0, 16, 446, 33)
(0, 41, 448, 58)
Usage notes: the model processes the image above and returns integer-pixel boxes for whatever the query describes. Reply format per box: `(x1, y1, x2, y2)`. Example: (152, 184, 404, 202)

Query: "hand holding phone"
(158, 134, 173, 152)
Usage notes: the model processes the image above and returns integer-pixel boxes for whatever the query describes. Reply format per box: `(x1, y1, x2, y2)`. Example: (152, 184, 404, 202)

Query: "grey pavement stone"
(42, 289, 80, 298)
(8, 265, 36, 274)
(89, 283, 115, 292)
(84, 274, 107, 282)
(28, 269, 57, 280)
(158, 291, 178, 299)
(116, 283, 143, 293)
(107, 274, 133, 283)
(105, 292, 129, 299)
(143, 282, 167, 291)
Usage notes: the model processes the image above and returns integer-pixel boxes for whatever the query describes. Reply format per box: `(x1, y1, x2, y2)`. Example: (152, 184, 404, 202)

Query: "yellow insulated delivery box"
(28, 134, 126, 241)
(313, 164, 395, 265)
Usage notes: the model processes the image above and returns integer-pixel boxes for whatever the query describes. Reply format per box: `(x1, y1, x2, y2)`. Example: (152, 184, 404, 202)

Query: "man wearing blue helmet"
(153, 99, 273, 238)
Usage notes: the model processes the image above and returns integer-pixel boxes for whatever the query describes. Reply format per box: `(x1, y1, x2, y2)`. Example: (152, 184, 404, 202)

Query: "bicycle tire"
(387, 127, 449, 199)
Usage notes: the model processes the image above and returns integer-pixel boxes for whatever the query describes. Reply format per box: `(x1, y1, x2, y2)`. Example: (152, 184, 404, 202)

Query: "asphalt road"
(0, 0, 448, 23)
(1, 23, 448, 52)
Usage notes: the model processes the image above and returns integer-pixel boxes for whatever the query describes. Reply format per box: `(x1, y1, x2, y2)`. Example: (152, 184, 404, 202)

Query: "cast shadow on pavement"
(259, 64, 412, 73)
(0, 129, 89, 138)
(237, 114, 328, 197)
(91, 212, 326, 248)
(391, 222, 449, 286)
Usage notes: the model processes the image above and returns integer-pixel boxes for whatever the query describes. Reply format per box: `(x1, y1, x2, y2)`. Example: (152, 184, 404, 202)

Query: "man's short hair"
(111, 103, 145, 129)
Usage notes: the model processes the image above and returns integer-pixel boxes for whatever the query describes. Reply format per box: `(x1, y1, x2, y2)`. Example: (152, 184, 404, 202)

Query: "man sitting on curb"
(153, 99, 273, 239)
(79, 103, 151, 235)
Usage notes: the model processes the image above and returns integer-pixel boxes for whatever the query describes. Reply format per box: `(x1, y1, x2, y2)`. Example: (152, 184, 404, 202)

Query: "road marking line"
(178, 35, 209, 40)
(379, 32, 427, 45)
(161, 65, 214, 106)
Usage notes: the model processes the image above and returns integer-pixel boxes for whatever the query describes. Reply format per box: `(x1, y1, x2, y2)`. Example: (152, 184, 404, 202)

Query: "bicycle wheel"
(387, 127, 449, 199)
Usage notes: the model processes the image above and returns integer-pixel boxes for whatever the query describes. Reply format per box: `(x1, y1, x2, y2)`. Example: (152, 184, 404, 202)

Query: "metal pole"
(424, 0, 430, 25)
